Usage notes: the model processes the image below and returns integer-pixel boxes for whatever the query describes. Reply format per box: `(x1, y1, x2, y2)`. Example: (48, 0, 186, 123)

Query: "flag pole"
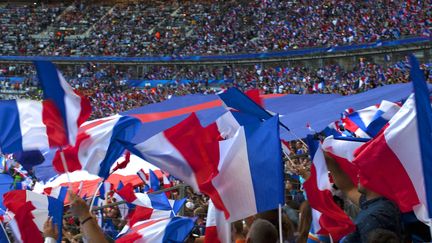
(278, 204, 283, 243)
(89, 181, 104, 213)
(59, 148, 73, 189)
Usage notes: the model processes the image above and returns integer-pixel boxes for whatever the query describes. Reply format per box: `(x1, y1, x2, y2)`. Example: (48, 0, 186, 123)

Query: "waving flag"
(42, 186, 68, 202)
(116, 183, 171, 210)
(342, 100, 400, 138)
(4, 190, 64, 243)
(205, 200, 231, 243)
(0, 100, 68, 153)
(218, 88, 272, 121)
(52, 115, 141, 178)
(34, 61, 91, 146)
(116, 217, 195, 243)
(321, 136, 366, 185)
(353, 55, 432, 224)
(123, 113, 284, 222)
(303, 136, 355, 241)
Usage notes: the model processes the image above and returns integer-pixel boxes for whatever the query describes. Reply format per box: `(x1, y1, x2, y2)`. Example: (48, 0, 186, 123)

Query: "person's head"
(246, 219, 278, 243)
(367, 228, 401, 243)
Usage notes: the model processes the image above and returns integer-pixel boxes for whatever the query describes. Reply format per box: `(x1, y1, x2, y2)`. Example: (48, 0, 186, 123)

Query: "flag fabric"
(52, 115, 141, 178)
(42, 186, 68, 202)
(321, 136, 366, 185)
(123, 113, 284, 222)
(4, 190, 64, 243)
(116, 183, 172, 210)
(204, 200, 231, 243)
(0, 99, 68, 153)
(303, 136, 355, 241)
(307, 209, 331, 243)
(342, 100, 400, 138)
(162, 173, 172, 197)
(218, 88, 272, 120)
(34, 61, 91, 147)
(148, 169, 160, 192)
(353, 55, 431, 224)
(99, 181, 112, 200)
(116, 217, 195, 243)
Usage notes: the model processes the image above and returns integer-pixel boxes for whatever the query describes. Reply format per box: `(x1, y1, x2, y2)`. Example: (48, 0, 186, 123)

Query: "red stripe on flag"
(52, 131, 90, 173)
(42, 99, 68, 147)
(164, 113, 230, 218)
(354, 126, 420, 212)
(204, 226, 221, 243)
(14, 202, 43, 243)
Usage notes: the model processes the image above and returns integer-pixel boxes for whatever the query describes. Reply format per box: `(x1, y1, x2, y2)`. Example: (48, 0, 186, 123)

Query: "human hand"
(43, 217, 58, 240)
(68, 190, 92, 221)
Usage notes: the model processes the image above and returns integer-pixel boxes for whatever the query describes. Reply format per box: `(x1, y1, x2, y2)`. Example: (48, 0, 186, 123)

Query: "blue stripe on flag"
(148, 193, 172, 210)
(149, 169, 160, 191)
(0, 100, 23, 153)
(163, 217, 196, 243)
(410, 54, 432, 218)
(98, 116, 141, 179)
(306, 135, 319, 161)
(218, 88, 272, 120)
(47, 196, 64, 243)
(347, 112, 367, 132)
(172, 198, 187, 215)
(34, 61, 69, 139)
(244, 115, 284, 212)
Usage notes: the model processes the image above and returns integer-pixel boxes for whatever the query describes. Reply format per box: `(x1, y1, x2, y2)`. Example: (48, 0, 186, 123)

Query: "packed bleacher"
(0, 0, 429, 56)
(1, 58, 431, 120)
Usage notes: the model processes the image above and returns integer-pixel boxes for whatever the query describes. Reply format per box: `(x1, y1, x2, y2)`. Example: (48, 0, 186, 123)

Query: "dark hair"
(367, 228, 401, 243)
(247, 219, 278, 243)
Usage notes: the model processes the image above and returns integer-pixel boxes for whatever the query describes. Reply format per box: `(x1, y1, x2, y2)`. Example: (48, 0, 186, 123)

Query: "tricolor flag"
(42, 186, 68, 202)
(116, 217, 195, 243)
(122, 113, 284, 222)
(353, 55, 432, 224)
(204, 200, 231, 243)
(52, 115, 141, 178)
(303, 136, 355, 241)
(0, 100, 67, 153)
(4, 190, 64, 243)
(34, 61, 91, 147)
(342, 100, 400, 138)
(218, 88, 272, 121)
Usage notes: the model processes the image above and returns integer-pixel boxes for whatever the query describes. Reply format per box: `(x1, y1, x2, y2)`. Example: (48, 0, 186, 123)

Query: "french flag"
(303, 136, 355, 241)
(218, 88, 272, 121)
(52, 115, 141, 178)
(162, 172, 172, 197)
(321, 136, 366, 185)
(116, 183, 172, 210)
(123, 113, 284, 222)
(116, 217, 195, 243)
(205, 200, 231, 243)
(4, 190, 64, 243)
(42, 186, 68, 202)
(353, 55, 432, 224)
(34, 61, 92, 146)
(342, 100, 400, 138)
(0, 99, 68, 153)
(128, 197, 187, 227)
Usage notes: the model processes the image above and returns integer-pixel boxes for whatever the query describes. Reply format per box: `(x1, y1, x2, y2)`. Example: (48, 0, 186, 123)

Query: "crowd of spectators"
(0, 0, 430, 56)
(0, 58, 430, 119)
